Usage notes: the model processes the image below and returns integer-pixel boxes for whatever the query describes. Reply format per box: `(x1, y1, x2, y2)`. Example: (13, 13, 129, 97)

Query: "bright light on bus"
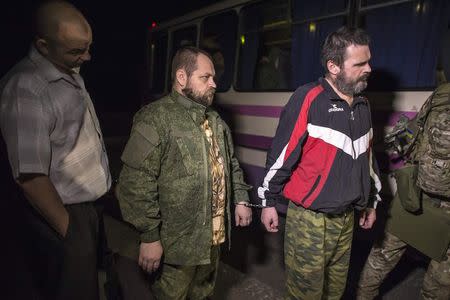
(415, 3, 421, 13)
(241, 35, 245, 45)
(309, 22, 316, 33)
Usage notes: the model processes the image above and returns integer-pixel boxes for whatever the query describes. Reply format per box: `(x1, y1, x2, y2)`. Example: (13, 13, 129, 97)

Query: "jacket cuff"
(261, 197, 277, 207)
(140, 228, 160, 243)
(368, 194, 382, 209)
(233, 189, 250, 204)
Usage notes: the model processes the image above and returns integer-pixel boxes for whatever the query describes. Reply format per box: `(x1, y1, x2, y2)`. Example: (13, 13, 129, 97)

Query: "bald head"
(34, 1, 92, 73)
(35, 1, 90, 41)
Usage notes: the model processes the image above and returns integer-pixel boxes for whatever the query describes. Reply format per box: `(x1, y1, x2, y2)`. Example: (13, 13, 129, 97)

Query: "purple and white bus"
(146, 0, 450, 211)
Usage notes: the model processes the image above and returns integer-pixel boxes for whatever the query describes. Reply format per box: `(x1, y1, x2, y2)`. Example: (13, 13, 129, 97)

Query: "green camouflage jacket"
(116, 90, 251, 265)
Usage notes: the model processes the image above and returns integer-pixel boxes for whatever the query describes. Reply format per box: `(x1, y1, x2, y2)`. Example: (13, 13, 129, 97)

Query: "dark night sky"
(0, 0, 218, 114)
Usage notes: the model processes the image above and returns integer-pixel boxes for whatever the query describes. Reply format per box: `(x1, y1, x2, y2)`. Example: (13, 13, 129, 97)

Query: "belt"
(297, 203, 354, 218)
(323, 207, 354, 218)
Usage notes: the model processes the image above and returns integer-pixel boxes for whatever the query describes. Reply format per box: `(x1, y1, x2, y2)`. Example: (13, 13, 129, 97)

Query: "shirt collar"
(319, 77, 367, 106)
(28, 46, 81, 88)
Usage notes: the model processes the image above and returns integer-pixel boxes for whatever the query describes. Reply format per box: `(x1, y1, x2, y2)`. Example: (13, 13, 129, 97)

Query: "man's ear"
(35, 38, 50, 56)
(176, 69, 187, 88)
(327, 60, 341, 76)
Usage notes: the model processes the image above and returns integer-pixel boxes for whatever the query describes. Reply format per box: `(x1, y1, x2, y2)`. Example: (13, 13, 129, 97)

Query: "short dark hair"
(171, 46, 212, 83)
(321, 27, 370, 71)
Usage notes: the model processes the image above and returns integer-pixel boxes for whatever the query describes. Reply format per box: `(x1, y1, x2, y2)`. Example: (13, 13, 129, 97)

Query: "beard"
(334, 71, 370, 96)
(182, 86, 216, 107)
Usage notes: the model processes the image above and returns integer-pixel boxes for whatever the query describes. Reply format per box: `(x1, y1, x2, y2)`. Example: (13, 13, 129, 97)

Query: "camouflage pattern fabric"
(409, 83, 450, 197)
(356, 232, 450, 300)
(152, 246, 220, 300)
(284, 201, 354, 300)
(116, 90, 251, 266)
(356, 231, 407, 300)
(416, 103, 450, 197)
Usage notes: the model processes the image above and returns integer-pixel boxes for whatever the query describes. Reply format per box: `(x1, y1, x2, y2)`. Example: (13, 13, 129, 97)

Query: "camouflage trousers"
(284, 201, 354, 300)
(356, 231, 450, 300)
(151, 246, 220, 300)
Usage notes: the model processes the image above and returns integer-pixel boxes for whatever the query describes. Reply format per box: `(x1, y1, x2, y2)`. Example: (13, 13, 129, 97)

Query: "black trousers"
(23, 200, 99, 300)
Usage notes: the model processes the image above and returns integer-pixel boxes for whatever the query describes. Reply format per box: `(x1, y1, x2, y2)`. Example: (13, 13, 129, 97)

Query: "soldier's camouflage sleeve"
(224, 123, 252, 204)
(116, 118, 162, 243)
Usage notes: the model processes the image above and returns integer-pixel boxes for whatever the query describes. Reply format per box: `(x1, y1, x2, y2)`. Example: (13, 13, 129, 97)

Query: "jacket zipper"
(349, 108, 356, 159)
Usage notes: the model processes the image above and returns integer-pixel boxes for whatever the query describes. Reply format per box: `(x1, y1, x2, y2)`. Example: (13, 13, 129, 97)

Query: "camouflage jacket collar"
(170, 90, 221, 126)
(170, 90, 209, 126)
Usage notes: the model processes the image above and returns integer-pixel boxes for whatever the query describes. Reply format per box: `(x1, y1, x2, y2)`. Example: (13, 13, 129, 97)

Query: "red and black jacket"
(257, 78, 381, 214)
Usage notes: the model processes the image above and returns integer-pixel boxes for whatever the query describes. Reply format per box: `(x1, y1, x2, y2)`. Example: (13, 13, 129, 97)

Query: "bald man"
(0, 1, 110, 299)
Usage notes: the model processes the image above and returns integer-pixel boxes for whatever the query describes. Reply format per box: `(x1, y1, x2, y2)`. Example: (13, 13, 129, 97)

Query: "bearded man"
(257, 27, 382, 299)
(116, 46, 252, 299)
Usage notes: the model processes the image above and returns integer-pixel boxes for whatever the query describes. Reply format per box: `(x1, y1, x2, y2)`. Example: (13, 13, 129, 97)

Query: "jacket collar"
(170, 89, 209, 125)
(319, 77, 367, 106)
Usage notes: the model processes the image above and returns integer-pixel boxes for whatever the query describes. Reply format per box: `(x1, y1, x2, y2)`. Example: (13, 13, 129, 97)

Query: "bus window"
(149, 31, 168, 95)
(291, 0, 349, 87)
(236, 0, 292, 91)
(360, 0, 450, 90)
(293, 0, 348, 21)
(200, 11, 238, 92)
(172, 26, 197, 51)
(168, 26, 197, 88)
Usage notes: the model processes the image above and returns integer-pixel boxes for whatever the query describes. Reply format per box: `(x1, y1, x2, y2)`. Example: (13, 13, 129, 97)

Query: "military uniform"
(116, 90, 250, 299)
(357, 83, 450, 300)
(356, 204, 450, 300)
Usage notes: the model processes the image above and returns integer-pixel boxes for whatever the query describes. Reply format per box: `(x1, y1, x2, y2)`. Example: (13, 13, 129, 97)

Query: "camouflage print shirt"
(116, 90, 251, 265)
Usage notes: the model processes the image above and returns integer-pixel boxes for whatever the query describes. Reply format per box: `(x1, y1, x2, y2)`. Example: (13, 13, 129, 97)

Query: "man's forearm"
(18, 174, 69, 236)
